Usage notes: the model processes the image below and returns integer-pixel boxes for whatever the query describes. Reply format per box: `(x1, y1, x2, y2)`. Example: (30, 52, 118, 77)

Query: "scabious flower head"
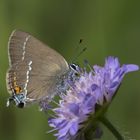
(47, 56, 139, 140)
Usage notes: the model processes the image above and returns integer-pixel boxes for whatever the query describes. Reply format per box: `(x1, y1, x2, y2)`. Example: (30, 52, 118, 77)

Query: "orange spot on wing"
(13, 72, 22, 94)
(14, 86, 22, 94)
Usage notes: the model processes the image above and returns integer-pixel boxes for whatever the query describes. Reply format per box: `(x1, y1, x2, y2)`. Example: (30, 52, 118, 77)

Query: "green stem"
(99, 116, 124, 140)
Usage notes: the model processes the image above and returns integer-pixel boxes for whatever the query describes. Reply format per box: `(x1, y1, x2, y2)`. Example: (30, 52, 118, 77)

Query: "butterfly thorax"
(55, 64, 80, 95)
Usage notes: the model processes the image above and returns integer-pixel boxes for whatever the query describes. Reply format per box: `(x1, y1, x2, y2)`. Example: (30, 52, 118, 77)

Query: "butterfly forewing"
(7, 30, 69, 103)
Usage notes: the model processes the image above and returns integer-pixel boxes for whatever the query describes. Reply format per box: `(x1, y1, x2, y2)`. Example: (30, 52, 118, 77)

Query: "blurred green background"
(0, 0, 140, 140)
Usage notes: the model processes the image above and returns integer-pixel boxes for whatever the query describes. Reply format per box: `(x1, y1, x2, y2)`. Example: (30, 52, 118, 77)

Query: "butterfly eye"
(70, 64, 79, 71)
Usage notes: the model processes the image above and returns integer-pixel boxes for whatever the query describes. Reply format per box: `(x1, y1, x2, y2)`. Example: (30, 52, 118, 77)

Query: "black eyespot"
(18, 102, 24, 108)
(9, 97, 14, 102)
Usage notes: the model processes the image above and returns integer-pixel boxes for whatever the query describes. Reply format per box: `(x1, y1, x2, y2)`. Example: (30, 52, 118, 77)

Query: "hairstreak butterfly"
(6, 30, 79, 108)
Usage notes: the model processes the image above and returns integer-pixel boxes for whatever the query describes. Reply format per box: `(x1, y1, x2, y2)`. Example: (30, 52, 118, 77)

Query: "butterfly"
(6, 30, 79, 108)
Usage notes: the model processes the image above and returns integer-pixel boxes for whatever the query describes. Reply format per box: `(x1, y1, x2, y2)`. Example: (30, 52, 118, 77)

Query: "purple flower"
(47, 56, 139, 140)
(93, 56, 139, 102)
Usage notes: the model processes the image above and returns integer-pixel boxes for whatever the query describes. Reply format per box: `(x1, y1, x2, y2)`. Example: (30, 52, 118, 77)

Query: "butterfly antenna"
(79, 38, 83, 44)
(70, 39, 86, 63)
(71, 47, 87, 64)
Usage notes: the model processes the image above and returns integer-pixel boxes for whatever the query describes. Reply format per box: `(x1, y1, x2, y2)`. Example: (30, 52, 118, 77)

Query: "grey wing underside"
(7, 30, 69, 102)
